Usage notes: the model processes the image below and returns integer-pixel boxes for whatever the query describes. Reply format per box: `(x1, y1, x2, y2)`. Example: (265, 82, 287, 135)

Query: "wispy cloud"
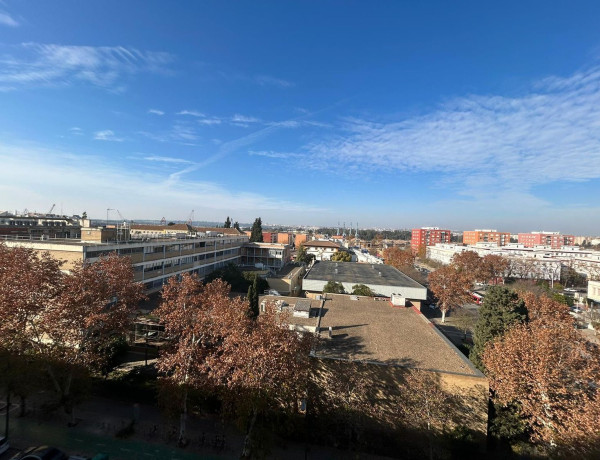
(0, 140, 327, 220)
(94, 130, 123, 142)
(0, 43, 173, 91)
(138, 122, 200, 144)
(0, 11, 19, 27)
(148, 109, 165, 115)
(303, 65, 600, 201)
(248, 150, 302, 159)
(197, 118, 222, 125)
(69, 127, 83, 135)
(177, 110, 205, 117)
(231, 114, 261, 123)
(254, 75, 294, 88)
(143, 155, 192, 164)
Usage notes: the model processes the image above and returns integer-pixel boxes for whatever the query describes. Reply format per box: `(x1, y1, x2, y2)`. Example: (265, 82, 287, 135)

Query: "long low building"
(3, 231, 248, 293)
(302, 261, 427, 304)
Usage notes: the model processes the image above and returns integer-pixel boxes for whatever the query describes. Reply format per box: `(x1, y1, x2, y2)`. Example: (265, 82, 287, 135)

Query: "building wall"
(277, 232, 292, 245)
(463, 230, 510, 246)
(302, 278, 427, 300)
(589, 280, 600, 303)
(411, 228, 451, 252)
(518, 232, 575, 249)
(5, 234, 247, 293)
(241, 243, 291, 270)
(294, 233, 308, 247)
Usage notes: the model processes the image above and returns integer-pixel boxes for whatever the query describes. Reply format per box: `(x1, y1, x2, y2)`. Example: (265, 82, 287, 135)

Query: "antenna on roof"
(160, 217, 166, 226)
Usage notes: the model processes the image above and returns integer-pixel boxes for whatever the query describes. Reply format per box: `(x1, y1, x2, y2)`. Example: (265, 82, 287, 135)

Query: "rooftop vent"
(378, 271, 382, 276)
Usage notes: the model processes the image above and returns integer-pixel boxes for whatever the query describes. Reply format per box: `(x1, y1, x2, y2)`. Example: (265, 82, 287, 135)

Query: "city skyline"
(2, 2, 600, 232)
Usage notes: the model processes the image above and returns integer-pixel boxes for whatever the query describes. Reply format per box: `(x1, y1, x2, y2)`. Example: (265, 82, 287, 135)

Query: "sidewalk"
(6, 395, 394, 460)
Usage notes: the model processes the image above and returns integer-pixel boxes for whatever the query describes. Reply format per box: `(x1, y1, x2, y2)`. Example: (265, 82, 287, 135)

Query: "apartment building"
(241, 242, 291, 271)
(0, 211, 82, 239)
(3, 231, 248, 293)
(518, 231, 575, 249)
(303, 240, 344, 261)
(411, 227, 451, 252)
(463, 229, 511, 246)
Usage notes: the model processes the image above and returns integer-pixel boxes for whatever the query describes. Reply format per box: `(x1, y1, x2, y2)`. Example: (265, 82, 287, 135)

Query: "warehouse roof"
(304, 261, 424, 289)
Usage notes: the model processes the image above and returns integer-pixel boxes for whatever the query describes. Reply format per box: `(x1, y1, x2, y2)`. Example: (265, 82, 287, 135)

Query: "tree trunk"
(241, 408, 258, 458)
(441, 308, 447, 323)
(178, 388, 188, 446)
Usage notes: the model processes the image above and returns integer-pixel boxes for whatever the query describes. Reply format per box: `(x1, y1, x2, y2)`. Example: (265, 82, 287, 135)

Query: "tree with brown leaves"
(428, 265, 473, 322)
(42, 254, 144, 422)
(483, 293, 600, 455)
(208, 300, 313, 457)
(0, 244, 63, 356)
(480, 254, 509, 285)
(0, 246, 144, 424)
(383, 247, 415, 271)
(451, 250, 483, 283)
(156, 275, 250, 445)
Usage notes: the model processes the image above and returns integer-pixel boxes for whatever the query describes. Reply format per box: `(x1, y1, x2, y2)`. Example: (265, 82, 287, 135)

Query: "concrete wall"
(302, 279, 427, 300)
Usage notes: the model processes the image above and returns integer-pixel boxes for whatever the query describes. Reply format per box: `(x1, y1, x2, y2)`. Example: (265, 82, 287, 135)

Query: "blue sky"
(2, 1, 600, 233)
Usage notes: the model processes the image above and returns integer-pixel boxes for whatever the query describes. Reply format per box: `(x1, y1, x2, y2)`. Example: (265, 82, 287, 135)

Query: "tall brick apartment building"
(463, 229, 511, 246)
(518, 231, 575, 249)
(411, 227, 451, 252)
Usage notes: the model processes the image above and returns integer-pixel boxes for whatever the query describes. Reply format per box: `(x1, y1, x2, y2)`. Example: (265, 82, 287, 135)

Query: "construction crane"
(47, 203, 56, 214)
(186, 210, 195, 226)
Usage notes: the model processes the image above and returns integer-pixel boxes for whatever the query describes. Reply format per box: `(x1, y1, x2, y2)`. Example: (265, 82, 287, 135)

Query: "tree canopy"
(0, 244, 144, 422)
(469, 286, 527, 373)
(428, 265, 472, 322)
(323, 281, 345, 294)
(156, 275, 312, 452)
(351, 284, 375, 296)
(331, 251, 352, 262)
(483, 293, 600, 455)
(382, 246, 415, 271)
(296, 244, 315, 265)
(224, 216, 231, 228)
(250, 217, 263, 242)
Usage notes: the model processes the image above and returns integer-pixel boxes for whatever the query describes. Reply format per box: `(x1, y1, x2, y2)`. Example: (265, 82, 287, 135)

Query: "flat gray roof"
(304, 261, 424, 289)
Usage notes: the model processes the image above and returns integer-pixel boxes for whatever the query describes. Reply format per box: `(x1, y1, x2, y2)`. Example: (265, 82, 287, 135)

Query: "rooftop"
(304, 261, 424, 289)
(303, 240, 341, 248)
(262, 294, 481, 377)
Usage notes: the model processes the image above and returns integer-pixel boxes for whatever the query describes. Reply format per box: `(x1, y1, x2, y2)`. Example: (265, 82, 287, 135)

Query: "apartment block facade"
(4, 233, 248, 293)
(463, 229, 511, 246)
(411, 227, 451, 252)
(518, 232, 575, 249)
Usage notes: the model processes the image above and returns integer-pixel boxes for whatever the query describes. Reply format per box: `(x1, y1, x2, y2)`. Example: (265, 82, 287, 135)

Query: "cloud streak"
(94, 130, 123, 142)
(0, 11, 19, 27)
(0, 141, 327, 220)
(303, 66, 600, 200)
(0, 43, 172, 91)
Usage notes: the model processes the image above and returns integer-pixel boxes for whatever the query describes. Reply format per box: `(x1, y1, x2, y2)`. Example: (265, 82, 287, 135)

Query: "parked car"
(0, 436, 9, 455)
(10, 446, 68, 460)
